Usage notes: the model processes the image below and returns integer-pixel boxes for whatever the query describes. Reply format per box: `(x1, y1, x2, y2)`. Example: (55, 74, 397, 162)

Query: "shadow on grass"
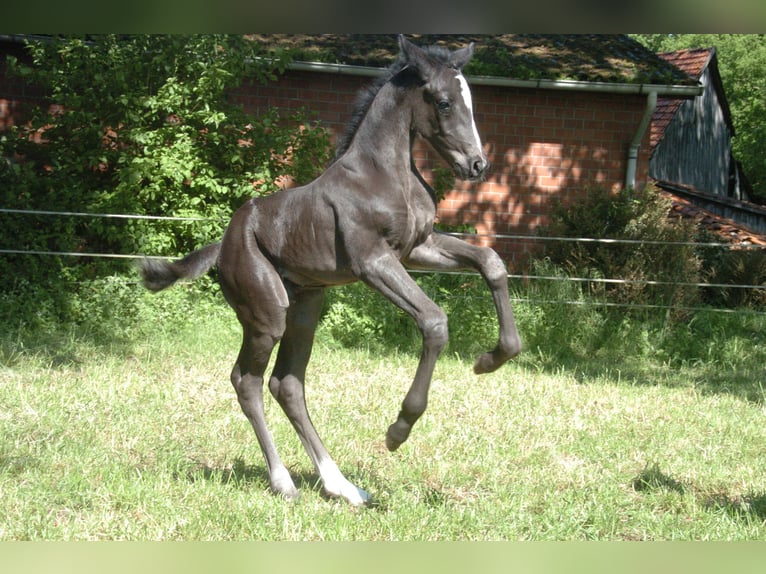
(0, 325, 135, 369)
(632, 463, 686, 495)
(508, 305, 766, 405)
(631, 462, 766, 524)
(319, 285, 766, 406)
(547, 354, 766, 405)
(184, 458, 317, 492)
(708, 492, 766, 523)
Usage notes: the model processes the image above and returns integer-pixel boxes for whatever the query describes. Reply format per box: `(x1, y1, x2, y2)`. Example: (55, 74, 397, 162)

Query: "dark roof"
(248, 34, 696, 85)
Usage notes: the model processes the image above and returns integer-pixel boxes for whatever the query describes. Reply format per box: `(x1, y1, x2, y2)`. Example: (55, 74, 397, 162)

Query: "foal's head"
(398, 36, 488, 181)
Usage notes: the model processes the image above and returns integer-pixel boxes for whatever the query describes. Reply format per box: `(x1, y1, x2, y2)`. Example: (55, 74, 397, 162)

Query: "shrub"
(320, 272, 500, 358)
(0, 35, 332, 290)
(696, 230, 766, 309)
(0, 35, 333, 328)
(541, 185, 701, 316)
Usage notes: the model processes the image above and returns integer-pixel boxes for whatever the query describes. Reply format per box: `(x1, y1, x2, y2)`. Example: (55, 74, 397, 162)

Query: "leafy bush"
(0, 35, 333, 328)
(321, 283, 417, 351)
(320, 272, 499, 358)
(0, 35, 332, 290)
(508, 258, 603, 362)
(0, 269, 235, 366)
(696, 230, 766, 309)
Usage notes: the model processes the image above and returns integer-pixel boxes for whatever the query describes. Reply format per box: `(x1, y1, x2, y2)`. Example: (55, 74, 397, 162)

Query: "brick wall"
(0, 41, 45, 131)
(230, 71, 653, 270)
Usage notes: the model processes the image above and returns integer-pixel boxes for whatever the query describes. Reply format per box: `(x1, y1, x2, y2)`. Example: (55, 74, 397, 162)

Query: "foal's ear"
(398, 34, 437, 80)
(450, 43, 474, 70)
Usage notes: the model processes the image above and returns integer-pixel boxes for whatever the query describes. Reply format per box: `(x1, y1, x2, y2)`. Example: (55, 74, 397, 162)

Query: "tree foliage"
(632, 34, 766, 202)
(0, 35, 332, 288)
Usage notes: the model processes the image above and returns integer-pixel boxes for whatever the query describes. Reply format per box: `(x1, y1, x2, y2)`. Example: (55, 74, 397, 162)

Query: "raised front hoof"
(473, 347, 518, 374)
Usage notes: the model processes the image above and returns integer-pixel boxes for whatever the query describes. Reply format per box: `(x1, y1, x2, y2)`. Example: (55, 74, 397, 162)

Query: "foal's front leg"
(356, 251, 450, 452)
(405, 232, 522, 373)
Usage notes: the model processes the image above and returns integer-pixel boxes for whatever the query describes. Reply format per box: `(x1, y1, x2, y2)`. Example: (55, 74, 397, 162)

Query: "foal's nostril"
(472, 157, 488, 177)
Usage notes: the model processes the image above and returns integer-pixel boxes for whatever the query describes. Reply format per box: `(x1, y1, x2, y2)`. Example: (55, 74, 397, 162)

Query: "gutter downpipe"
(625, 90, 657, 191)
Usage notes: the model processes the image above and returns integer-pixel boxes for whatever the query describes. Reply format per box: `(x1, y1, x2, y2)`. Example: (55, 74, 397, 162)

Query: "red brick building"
(1, 34, 702, 269)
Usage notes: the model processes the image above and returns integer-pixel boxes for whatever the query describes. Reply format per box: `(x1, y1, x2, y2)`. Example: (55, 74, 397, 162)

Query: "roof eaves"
(288, 59, 703, 97)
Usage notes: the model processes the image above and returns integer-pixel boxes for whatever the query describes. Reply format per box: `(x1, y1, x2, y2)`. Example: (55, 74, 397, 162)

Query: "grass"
(2, 292, 766, 541)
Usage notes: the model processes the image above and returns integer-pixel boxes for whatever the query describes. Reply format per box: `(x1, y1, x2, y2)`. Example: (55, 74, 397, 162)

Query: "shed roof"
(664, 188, 766, 246)
(248, 34, 696, 86)
(650, 48, 717, 150)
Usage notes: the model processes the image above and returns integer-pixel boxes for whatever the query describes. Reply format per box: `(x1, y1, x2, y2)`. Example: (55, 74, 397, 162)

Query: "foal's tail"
(138, 242, 222, 292)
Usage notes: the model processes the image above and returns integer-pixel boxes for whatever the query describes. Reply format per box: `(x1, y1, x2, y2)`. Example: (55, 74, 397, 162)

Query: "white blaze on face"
(456, 72, 482, 152)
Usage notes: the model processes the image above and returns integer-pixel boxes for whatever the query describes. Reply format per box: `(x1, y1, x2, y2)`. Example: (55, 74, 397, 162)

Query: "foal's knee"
(481, 249, 509, 285)
(421, 308, 449, 353)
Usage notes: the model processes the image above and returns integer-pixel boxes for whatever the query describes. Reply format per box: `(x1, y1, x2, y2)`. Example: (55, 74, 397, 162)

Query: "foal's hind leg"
(219, 224, 299, 500)
(269, 287, 370, 505)
(230, 328, 299, 500)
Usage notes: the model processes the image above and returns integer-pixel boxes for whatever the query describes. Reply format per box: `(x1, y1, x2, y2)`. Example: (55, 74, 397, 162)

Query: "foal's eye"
(437, 100, 451, 114)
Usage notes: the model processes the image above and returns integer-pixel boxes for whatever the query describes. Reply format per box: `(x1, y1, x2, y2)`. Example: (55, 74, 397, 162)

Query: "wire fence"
(2, 206, 766, 316)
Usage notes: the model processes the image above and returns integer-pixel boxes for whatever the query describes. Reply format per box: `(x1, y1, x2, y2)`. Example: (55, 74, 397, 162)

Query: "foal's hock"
(140, 35, 521, 505)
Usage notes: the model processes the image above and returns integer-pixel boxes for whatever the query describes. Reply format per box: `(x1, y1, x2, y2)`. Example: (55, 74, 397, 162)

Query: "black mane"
(333, 44, 456, 162)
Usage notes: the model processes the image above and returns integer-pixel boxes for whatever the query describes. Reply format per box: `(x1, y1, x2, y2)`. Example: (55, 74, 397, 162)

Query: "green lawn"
(2, 303, 765, 541)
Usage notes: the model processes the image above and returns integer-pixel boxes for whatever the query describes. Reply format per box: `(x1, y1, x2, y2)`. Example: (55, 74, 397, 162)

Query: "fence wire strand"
(0, 207, 216, 222)
(2, 206, 765, 315)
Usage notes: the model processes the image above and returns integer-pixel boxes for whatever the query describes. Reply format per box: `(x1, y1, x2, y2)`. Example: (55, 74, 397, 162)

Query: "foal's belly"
(279, 267, 358, 289)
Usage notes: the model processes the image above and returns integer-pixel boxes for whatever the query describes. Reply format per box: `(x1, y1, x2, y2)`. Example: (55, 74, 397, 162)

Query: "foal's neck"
(353, 82, 414, 173)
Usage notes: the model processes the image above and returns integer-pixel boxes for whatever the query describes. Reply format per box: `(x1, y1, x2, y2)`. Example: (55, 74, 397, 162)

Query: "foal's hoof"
(270, 469, 300, 501)
(473, 345, 519, 374)
(385, 434, 402, 452)
(385, 421, 410, 452)
(473, 351, 505, 374)
(276, 488, 301, 502)
(324, 484, 371, 506)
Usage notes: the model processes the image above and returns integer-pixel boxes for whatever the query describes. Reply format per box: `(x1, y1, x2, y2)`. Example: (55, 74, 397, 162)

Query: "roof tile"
(664, 190, 766, 246)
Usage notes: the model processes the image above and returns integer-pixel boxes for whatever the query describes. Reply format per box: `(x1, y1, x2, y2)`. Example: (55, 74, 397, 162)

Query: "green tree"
(0, 35, 332, 285)
(632, 34, 766, 203)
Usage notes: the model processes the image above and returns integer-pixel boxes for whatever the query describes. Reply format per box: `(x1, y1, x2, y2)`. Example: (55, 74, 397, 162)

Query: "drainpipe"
(625, 90, 657, 191)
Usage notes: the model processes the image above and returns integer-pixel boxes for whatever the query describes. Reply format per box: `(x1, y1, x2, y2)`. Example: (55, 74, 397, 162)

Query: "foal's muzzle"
(459, 155, 488, 181)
